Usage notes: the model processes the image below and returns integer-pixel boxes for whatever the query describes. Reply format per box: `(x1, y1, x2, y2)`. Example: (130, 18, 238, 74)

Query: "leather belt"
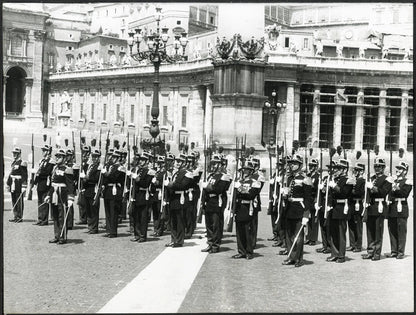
(394, 198, 406, 202)
(175, 191, 184, 194)
(336, 199, 347, 203)
(52, 183, 66, 188)
(240, 200, 251, 204)
(353, 198, 362, 201)
(374, 198, 384, 202)
(289, 197, 303, 202)
(11, 175, 22, 179)
(138, 187, 147, 191)
(208, 194, 218, 198)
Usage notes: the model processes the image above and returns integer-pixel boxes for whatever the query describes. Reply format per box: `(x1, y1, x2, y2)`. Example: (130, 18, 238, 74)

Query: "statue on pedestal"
(109, 54, 117, 67)
(315, 40, 323, 56)
(265, 23, 281, 52)
(56, 62, 63, 73)
(336, 42, 343, 58)
(121, 54, 132, 66)
(58, 91, 72, 128)
(359, 45, 366, 59)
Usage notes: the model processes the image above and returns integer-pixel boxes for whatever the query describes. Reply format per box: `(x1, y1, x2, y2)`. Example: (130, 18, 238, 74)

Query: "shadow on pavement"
(254, 243, 267, 249)
(65, 239, 85, 245)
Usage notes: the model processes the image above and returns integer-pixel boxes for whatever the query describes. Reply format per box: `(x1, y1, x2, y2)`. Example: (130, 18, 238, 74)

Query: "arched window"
(11, 35, 23, 56)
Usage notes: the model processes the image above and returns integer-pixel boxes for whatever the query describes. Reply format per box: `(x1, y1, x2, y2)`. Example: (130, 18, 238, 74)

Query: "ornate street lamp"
(127, 6, 188, 144)
(261, 89, 287, 147)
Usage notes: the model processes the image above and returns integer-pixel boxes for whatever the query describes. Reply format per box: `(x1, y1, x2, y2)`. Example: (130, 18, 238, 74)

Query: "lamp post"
(262, 89, 287, 146)
(127, 6, 188, 148)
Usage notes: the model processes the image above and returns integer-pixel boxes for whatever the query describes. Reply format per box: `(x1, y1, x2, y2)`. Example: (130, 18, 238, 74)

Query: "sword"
(10, 191, 25, 213)
(287, 223, 306, 259)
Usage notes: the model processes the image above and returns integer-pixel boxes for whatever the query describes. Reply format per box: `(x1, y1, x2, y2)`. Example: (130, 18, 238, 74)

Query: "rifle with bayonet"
(324, 147, 336, 220)
(27, 133, 35, 200)
(225, 136, 239, 232)
(196, 135, 208, 224)
(362, 148, 371, 221)
(93, 130, 110, 206)
(274, 141, 286, 225)
(77, 132, 86, 207)
(314, 149, 323, 223)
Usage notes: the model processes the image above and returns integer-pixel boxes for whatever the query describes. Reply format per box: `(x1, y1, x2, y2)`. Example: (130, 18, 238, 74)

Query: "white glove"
(164, 179, 169, 186)
(276, 177, 282, 184)
(314, 202, 320, 211)
(31, 168, 37, 174)
(282, 187, 289, 196)
(367, 182, 373, 189)
(202, 182, 209, 189)
(22, 187, 27, 193)
(328, 180, 337, 188)
(126, 170, 131, 176)
(101, 168, 106, 174)
(302, 217, 309, 225)
(151, 177, 157, 184)
(68, 200, 74, 208)
(80, 171, 86, 179)
(234, 182, 241, 189)
(318, 183, 324, 190)
(132, 173, 138, 179)
(44, 196, 50, 203)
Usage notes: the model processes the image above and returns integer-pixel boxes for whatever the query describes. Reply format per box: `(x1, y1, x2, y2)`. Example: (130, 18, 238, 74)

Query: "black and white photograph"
(2, 2, 414, 313)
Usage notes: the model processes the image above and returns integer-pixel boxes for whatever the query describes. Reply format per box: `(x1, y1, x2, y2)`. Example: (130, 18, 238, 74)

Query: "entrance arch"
(6, 66, 27, 115)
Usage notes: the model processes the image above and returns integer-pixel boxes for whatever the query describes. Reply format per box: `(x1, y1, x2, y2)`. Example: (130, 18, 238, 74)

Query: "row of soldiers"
(6, 143, 412, 265)
(268, 153, 412, 266)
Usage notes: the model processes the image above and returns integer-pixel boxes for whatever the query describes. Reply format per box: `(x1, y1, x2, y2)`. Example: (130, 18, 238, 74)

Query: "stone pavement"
(3, 192, 413, 313)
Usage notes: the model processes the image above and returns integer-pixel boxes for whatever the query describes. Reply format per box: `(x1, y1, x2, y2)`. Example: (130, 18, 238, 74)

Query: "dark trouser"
(152, 200, 166, 234)
(252, 209, 259, 248)
(132, 203, 148, 240)
(348, 212, 363, 250)
(276, 212, 286, 247)
(37, 190, 49, 223)
(52, 203, 67, 240)
(286, 218, 304, 262)
(191, 197, 198, 232)
(270, 211, 278, 238)
(219, 209, 224, 240)
(119, 199, 127, 220)
(366, 215, 384, 258)
(170, 207, 185, 245)
(85, 196, 99, 232)
(67, 205, 74, 229)
(184, 201, 195, 237)
(205, 211, 222, 250)
(306, 209, 319, 242)
(78, 199, 87, 223)
(387, 217, 407, 255)
(104, 199, 118, 236)
(318, 209, 330, 249)
(11, 190, 24, 220)
(235, 219, 254, 256)
(329, 218, 347, 259)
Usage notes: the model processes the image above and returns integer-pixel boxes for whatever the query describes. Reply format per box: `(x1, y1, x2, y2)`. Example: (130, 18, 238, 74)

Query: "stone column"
(399, 89, 409, 150)
(312, 86, 320, 146)
(25, 80, 33, 113)
(204, 84, 213, 140)
(333, 87, 345, 147)
(354, 88, 364, 151)
(3, 75, 8, 117)
(285, 83, 295, 154)
(293, 84, 301, 141)
(377, 89, 387, 152)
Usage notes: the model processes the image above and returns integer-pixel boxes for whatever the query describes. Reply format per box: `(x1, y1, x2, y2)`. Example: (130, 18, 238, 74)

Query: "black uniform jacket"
(330, 175, 353, 220)
(367, 174, 392, 217)
(388, 177, 412, 218)
(7, 159, 28, 193)
(167, 168, 193, 210)
(150, 168, 166, 203)
(251, 171, 265, 212)
(34, 157, 54, 192)
(203, 171, 232, 213)
(103, 163, 125, 200)
(284, 171, 313, 220)
(47, 163, 75, 203)
(348, 176, 365, 217)
(82, 162, 101, 198)
(234, 176, 261, 222)
(133, 166, 155, 206)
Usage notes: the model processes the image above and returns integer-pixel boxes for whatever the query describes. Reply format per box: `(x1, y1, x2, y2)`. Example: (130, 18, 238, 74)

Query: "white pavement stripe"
(98, 236, 208, 313)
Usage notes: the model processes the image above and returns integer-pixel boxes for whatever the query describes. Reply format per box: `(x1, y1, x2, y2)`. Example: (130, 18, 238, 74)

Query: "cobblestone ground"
(3, 130, 414, 313)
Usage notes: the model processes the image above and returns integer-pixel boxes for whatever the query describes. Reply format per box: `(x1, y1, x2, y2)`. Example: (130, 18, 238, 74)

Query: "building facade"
(3, 3, 413, 153)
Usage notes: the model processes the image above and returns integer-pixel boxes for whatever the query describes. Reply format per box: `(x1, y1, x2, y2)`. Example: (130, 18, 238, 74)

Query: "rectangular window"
(80, 103, 84, 118)
(341, 106, 356, 149)
(130, 104, 134, 123)
(51, 103, 55, 116)
(319, 86, 336, 148)
(103, 104, 107, 121)
(146, 105, 151, 124)
(163, 105, 168, 126)
(284, 37, 290, 48)
(116, 104, 120, 121)
(385, 89, 402, 150)
(299, 85, 314, 147)
(363, 88, 380, 150)
(303, 38, 309, 49)
(271, 6, 277, 19)
(181, 106, 187, 128)
(190, 6, 197, 20)
(265, 5, 270, 17)
(199, 8, 207, 23)
(407, 90, 413, 151)
(91, 103, 95, 120)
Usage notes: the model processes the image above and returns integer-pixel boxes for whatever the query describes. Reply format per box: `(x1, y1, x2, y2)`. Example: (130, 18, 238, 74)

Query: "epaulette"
(147, 169, 156, 176)
(72, 163, 80, 170)
(405, 179, 413, 186)
(386, 176, 394, 183)
(257, 174, 265, 182)
(49, 159, 57, 165)
(302, 177, 312, 186)
(21, 161, 28, 167)
(192, 169, 200, 177)
(221, 173, 231, 181)
(185, 171, 194, 179)
(118, 165, 126, 172)
(252, 180, 261, 188)
(346, 177, 356, 185)
(64, 167, 73, 175)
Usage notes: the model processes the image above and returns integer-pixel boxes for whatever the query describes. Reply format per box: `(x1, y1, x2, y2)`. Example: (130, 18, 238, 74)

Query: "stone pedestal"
(211, 59, 267, 148)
